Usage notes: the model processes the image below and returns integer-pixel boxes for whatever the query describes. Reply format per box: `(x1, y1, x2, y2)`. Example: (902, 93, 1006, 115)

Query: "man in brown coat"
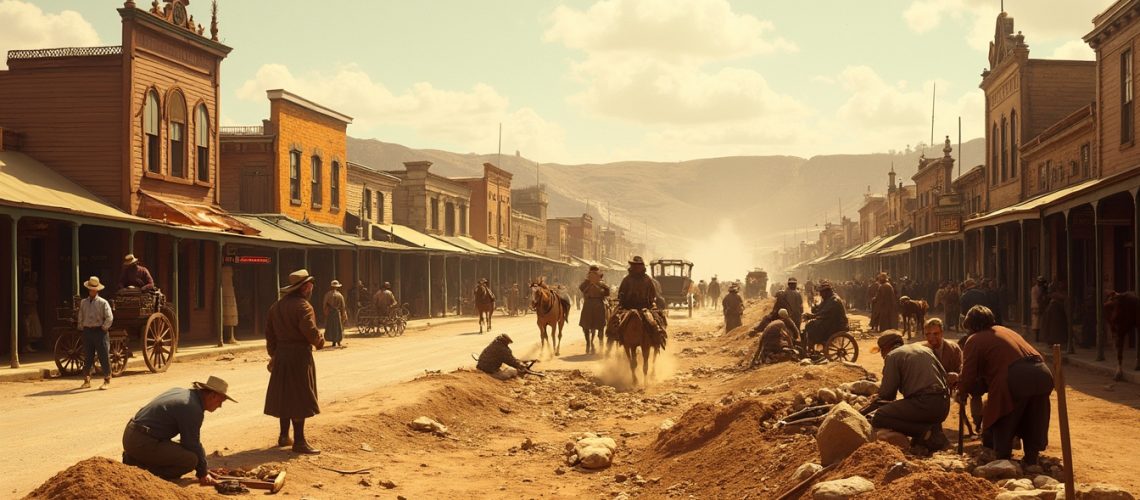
(616, 256, 667, 342)
(579, 266, 611, 354)
(872, 273, 899, 331)
(265, 269, 325, 454)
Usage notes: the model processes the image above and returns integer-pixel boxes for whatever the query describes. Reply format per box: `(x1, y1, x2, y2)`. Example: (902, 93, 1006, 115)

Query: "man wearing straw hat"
(119, 254, 155, 291)
(77, 276, 114, 390)
(265, 269, 325, 454)
(122, 375, 236, 484)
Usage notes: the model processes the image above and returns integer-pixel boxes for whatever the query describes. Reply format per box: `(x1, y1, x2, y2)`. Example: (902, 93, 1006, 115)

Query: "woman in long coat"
(323, 280, 348, 347)
(1043, 281, 1069, 347)
(872, 274, 899, 331)
(266, 270, 325, 454)
(578, 266, 611, 355)
(723, 284, 745, 332)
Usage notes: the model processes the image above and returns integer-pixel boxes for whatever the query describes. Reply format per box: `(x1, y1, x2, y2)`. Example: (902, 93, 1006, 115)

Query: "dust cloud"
(684, 219, 755, 282)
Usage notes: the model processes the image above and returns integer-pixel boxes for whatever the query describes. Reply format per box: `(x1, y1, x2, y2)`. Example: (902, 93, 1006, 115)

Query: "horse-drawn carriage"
(750, 318, 860, 367)
(53, 288, 178, 377)
(744, 269, 769, 299)
(354, 303, 410, 337)
(650, 259, 694, 316)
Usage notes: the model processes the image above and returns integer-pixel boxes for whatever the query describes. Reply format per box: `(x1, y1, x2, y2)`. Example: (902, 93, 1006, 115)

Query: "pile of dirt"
(864, 470, 1001, 499)
(817, 441, 908, 484)
(23, 457, 213, 500)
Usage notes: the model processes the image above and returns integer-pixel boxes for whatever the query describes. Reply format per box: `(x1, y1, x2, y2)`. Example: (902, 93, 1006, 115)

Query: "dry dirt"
(20, 298, 1140, 499)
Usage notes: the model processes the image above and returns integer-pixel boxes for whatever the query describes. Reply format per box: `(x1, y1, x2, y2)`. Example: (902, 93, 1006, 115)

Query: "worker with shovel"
(122, 375, 236, 484)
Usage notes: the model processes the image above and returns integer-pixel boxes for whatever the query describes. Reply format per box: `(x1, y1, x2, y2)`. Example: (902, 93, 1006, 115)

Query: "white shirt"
(78, 295, 113, 331)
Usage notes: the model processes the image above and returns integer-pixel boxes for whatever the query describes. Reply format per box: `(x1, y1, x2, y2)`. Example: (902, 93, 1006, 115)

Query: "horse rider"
(617, 256, 668, 332)
(579, 266, 611, 354)
(373, 282, 397, 319)
(801, 280, 847, 349)
(476, 334, 537, 380)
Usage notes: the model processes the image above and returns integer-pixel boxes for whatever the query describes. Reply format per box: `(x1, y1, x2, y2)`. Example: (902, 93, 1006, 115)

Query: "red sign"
(225, 255, 272, 265)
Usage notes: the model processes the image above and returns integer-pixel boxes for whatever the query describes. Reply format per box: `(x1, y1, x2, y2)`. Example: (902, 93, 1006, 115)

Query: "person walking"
(122, 375, 235, 483)
(77, 276, 114, 390)
(708, 277, 721, 310)
(722, 283, 744, 332)
(265, 269, 325, 454)
(323, 280, 348, 348)
(942, 282, 961, 332)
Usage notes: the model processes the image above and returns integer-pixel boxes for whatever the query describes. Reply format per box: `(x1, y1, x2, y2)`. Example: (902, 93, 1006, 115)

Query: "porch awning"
(230, 215, 323, 247)
(875, 242, 911, 257)
(848, 231, 908, 260)
(1041, 167, 1140, 217)
(907, 231, 962, 246)
(435, 235, 503, 255)
(964, 179, 1100, 230)
(137, 191, 257, 235)
(0, 151, 146, 224)
(373, 224, 465, 253)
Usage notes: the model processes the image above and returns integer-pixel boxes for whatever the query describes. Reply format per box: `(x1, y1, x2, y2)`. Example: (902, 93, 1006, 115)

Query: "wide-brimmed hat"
(122, 254, 139, 266)
(496, 333, 513, 344)
(280, 269, 315, 293)
(728, 283, 740, 292)
(629, 256, 645, 265)
(589, 265, 600, 272)
(192, 375, 237, 402)
(83, 276, 105, 291)
(787, 277, 797, 284)
(383, 281, 392, 289)
(875, 332, 904, 353)
(330, 280, 343, 288)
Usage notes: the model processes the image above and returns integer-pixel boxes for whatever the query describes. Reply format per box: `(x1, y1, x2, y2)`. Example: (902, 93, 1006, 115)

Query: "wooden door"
(239, 166, 272, 213)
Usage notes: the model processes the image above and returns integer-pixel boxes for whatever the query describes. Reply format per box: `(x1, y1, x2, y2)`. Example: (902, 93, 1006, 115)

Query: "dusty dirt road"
(2, 310, 593, 498)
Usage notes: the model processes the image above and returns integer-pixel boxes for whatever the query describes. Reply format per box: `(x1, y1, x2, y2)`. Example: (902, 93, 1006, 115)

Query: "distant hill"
(347, 137, 985, 262)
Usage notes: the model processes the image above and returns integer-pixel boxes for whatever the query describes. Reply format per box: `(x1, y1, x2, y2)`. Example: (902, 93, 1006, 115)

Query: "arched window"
(144, 90, 160, 174)
(991, 122, 999, 185)
(1000, 115, 1008, 182)
(1010, 110, 1018, 178)
(195, 104, 210, 182)
(167, 91, 187, 178)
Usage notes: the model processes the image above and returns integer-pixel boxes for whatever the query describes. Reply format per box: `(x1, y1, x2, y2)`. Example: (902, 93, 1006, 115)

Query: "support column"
(1019, 220, 1027, 330)
(303, 249, 310, 270)
(216, 241, 224, 347)
(128, 228, 135, 256)
(457, 256, 464, 315)
(71, 223, 81, 296)
(274, 248, 281, 286)
(441, 255, 448, 317)
(1094, 205, 1105, 362)
(172, 238, 180, 331)
(426, 254, 433, 317)
(10, 215, 21, 368)
(1064, 211, 1075, 354)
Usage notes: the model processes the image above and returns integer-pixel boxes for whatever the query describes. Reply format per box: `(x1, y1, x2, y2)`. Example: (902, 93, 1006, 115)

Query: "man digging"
(868, 332, 952, 451)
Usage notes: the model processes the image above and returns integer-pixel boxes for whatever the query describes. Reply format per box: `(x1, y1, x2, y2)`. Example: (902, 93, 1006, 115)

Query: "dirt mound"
(23, 457, 213, 500)
(864, 470, 1001, 499)
(653, 399, 780, 455)
(818, 441, 907, 484)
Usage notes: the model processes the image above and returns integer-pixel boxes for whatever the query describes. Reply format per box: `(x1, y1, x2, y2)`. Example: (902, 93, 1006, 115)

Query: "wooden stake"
(1052, 344, 1076, 499)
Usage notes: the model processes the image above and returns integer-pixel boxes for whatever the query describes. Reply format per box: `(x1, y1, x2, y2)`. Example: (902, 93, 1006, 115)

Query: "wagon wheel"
(142, 312, 176, 373)
(393, 317, 407, 337)
(160, 306, 179, 355)
(108, 338, 129, 377)
(54, 331, 85, 376)
(824, 332, 859, 363)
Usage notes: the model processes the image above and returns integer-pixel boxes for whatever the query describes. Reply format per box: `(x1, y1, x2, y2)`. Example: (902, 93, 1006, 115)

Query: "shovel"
(214, 470, 287, 494)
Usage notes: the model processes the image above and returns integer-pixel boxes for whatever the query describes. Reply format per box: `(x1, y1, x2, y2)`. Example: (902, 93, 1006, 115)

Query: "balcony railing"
(220, 125, 265, 136)
(8, 46, 123, 60)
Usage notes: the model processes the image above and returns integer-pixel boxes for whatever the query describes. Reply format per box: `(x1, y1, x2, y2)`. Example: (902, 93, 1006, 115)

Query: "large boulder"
(1033, 476, 1060, 489)
(1077, 483, 1136, 500)
(996, 491, 1059, 500)
(816, 402, 872, 466)
(810, 476, 874, 499)
(570, 436, 617, 469)
(793, 462, 823, 482)
(848, 380, 880, 396)
(409, 416, 449, 435)
(974, 459, 1022, 480)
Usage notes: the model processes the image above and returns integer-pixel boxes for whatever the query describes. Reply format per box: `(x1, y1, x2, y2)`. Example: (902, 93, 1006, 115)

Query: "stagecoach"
(745, 269, 769, 299)
(650, 258, 694, 316)
(53, 288, 178, 377)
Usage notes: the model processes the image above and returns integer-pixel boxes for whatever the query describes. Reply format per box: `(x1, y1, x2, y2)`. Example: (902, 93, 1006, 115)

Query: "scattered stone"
(974, 460, 1022, 480)
(660, 418, 676, 431)
(499, 406, 513, 414)
(1077, 483, 1136, 500)
(615, 473, 628, 483)
(379, 479, 397, 489)
(520, 437, 536, 451)
(848, 380, 879, 396)
(1025, 465, 1045, 475)
(359, 477, 373, 487)
(574, 436, 617, 469)
(997, 478, 1034, 491)
(632, 475, 648, 486)
(569, 399, 588, 410)
(1033, 475, 1059, 489)
(793, 462, 823, 482)
(312, 482, 324, 489)
(874, 429, 910, 450)
(409, 416, 449, 435)
(217, 353, 235, 361)
(360, 443, 374, 452)
(883, 461, 914, 483)
(996, 490, 1058, 500)
(930, 456, 968, 473)
(810, 476, 875, 499)
(816, 402, 872, 466)
(554, 467, 566, 475)
(816, 388, 839, 404)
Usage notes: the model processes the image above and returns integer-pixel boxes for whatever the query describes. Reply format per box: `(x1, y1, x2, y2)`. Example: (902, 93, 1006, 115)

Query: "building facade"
(460, 163, 513, 248)
(389, 161, 471, 237)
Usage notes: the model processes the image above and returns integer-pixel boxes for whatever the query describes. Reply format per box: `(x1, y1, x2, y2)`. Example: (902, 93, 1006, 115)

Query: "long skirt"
(580, 298, 607, 330)
(725, 313, 742, 332)
(264, 343, 320, 419)
(325, 311, 344, 343)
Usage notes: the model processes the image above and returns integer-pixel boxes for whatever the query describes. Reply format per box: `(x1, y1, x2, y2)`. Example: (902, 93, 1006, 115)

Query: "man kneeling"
(869, 332, 951, 450)
(476, 334, 535, 380)
(122, 376, 235, 484)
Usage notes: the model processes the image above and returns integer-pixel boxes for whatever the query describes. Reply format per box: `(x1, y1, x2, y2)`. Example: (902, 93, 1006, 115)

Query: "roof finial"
(210, 0, 219, 41)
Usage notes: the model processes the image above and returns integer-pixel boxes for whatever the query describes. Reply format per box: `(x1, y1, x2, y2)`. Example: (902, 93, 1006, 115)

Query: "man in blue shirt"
(122, 376, 235, 484)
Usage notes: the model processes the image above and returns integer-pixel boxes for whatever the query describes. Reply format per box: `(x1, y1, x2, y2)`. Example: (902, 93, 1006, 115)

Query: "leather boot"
(292, 441, 320, 454)
(277, 435, 293, 447)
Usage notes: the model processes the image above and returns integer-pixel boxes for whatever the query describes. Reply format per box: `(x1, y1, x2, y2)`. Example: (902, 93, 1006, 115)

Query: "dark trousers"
(986, 358, 1053, 463)
(82, 328, 111, 379)
(871, 392, 951, 438)
(122, 423, 197, 480)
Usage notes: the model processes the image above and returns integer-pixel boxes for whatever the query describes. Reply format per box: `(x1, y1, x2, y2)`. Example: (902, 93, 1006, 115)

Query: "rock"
(996, 491, 1059, 500)
(217, 353, 235, 361)
(1025, 465, 1045, 475)
(817, 388, 839, 404)
(312, 482, 324, 489)
(815, 402, 872, 466)
(660, 418, 675, 431)
(573, 436, 617, 469)
(378, 479, 397, 489)
(409, 416, 449, 435)
(1033, 476, 1060, 489)
(849, 380, 880, 396)
(874, 429, 910, 450)
(974, 460, 1022, 480)
(554, 467, 566, 475)
(569, 399, 588, 410)
(359, 477, 373, 487)
(1077, 483, 1136, 500)
(930, 457, 968, 473)
(997, 478, 1035, 491)
(810, 476, 875, 499)
(883, 461, 914, 483)
(520, 437, 536, 451)
(615, 473, 628, 483)
(793, 462, 823, 482)
(360, 443, 374, 452)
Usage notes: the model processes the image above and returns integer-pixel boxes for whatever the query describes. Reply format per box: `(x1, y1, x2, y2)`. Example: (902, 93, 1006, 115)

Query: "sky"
(0, 0, 1112, 165)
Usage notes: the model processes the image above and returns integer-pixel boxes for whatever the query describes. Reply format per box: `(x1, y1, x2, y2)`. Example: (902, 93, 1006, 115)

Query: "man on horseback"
(474, 278, 496, 333)
(801, 280, 848, 351)
(579, 266, 611, 354)
(615, 256, 668, 341)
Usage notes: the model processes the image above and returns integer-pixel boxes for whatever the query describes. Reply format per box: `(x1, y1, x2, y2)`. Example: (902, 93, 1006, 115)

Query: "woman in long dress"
(323, 280, 348, 347)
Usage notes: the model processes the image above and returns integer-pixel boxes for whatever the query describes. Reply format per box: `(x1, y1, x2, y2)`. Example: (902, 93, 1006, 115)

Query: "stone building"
(458, 163, 513, 248)
(388, 161, 471, 237)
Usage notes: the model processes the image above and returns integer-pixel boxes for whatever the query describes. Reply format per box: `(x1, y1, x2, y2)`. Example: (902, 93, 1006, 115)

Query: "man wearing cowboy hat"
(119, 254, 155, 291)
(616, 256, 669, 331)
(722, 282, 744, 332)
(769, 277, 804, 327)
(122, 375, 235, 484)
(323, 280, 348, 348)
(868, 332, 951, 451)
(476, 334, 536, 380)
(77, 276, 114, 390)
(801, 280, 847, 348)
(265, 269, 325, 454)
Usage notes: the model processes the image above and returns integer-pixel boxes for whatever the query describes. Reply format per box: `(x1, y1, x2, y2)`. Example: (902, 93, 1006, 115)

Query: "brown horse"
(898, 296, 928, 339)
(608, 308, 667, 385)
(474, 282, 495, 334)
(530, 278, 568, 357)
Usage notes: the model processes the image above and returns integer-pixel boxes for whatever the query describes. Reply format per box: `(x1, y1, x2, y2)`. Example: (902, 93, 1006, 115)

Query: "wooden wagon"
(53, 288, 178, 377)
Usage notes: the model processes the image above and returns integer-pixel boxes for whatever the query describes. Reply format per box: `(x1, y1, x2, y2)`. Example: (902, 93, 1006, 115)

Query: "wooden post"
(10, 215, 21, 368)
(441, 255, 448, 317)
(1052, 344, 1076, 499)
(1094, 204, 1105, 361)
(1064, 211, 1075, 354)
(71, 223, 81, 297)
(172, 238, 180, 332)
(216, 241, 224, 347)
(1019, 220, 1027, 327)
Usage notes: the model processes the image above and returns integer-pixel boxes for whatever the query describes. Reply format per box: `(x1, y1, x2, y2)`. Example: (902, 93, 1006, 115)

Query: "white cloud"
(903, 0, 1105, 53)
(0, 0, 100, 69)
(545, 0, 796, 64)
(236, 64, 568, 162)
(1051, 39, 1095, 61)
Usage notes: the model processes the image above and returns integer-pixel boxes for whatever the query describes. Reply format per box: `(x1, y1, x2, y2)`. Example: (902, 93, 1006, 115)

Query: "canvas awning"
(847, 231, 908, 260)
(434, 235, 500, 255)
(0, 151, 147, 224)
(907, 231, 962, 246)
(230, 215, 323, 247)
(137, 191, 257, 235)
(875, 242, 911, 257)
(965, 179, 1099, 230)
(373, 224, 465, 253)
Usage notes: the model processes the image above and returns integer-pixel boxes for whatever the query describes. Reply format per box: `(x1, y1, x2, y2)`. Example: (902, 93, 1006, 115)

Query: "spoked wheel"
(160, 306, 179, 355)
(393, 317, 407, 336)
(143, 312, 176, 373)
(54, 331, 85, 376)
(824, 332, 859, 363)
(108, 338, 129, 377)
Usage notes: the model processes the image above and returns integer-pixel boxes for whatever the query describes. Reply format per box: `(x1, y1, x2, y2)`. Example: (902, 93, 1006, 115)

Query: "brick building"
(459, 163, 513, 248)
(546, 218, 571, 261)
